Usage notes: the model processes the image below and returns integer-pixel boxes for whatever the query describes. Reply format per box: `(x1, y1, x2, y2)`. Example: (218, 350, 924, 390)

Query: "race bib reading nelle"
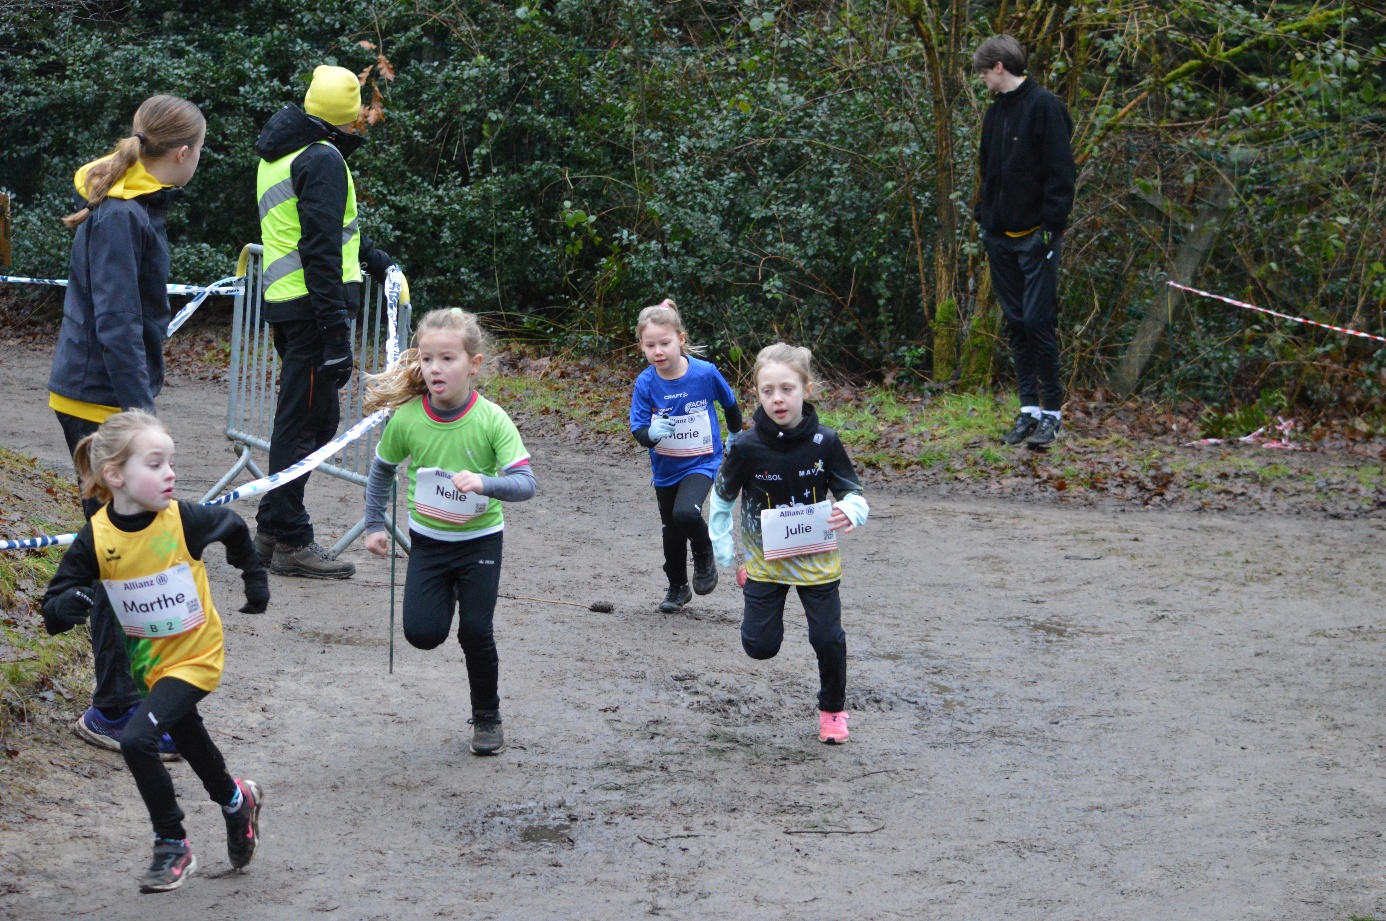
(760, 500, 837, 560)
(415, 467, 490, 523)
(104, 562, 205, 638)
(653, 410, 714, 457)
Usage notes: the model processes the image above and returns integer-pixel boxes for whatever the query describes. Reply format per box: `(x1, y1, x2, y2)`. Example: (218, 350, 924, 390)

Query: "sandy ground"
(0, 340, 1383, 921)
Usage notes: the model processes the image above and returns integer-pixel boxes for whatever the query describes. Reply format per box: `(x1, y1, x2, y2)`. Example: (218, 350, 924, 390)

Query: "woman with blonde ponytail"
(46, 94, 205, 757)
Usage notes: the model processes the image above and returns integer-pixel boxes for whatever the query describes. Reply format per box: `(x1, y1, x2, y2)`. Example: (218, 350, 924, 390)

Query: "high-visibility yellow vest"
(256, 141, 361, 302)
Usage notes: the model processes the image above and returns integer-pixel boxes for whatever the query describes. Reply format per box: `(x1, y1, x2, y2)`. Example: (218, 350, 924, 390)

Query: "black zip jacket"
(974, 78, 1076, 235)
(714, 403, 861, 514)
(47, 188, 182, 412)
(254, 106, 392, 328)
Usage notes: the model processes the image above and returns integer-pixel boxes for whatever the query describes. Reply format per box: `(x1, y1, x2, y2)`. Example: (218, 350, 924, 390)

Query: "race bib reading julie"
(415, 467, 490, 523)
(760, 501, 836, 560)
(104, 562, 205, 639)
(653, 410, 714, 457)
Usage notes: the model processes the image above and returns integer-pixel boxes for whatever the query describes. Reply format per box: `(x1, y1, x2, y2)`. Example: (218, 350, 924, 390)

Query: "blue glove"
(709, 490, 736, 568)
(648, 413, 675, 441)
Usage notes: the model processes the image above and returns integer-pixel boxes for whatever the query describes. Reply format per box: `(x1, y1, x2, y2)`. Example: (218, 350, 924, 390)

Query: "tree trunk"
(1110, 176, 1234, 395)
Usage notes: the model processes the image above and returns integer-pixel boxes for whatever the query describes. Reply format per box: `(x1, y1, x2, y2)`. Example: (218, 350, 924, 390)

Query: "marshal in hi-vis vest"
(91, 501, 225, 694)
(257, 140, 362, 302)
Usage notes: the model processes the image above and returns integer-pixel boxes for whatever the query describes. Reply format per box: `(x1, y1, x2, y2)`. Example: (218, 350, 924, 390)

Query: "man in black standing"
(973, 34, 1076, 447)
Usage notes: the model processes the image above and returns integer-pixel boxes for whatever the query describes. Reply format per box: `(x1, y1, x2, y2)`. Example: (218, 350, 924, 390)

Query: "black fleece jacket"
(255, 106, 392, 329)
(974, 78, 1076, 235)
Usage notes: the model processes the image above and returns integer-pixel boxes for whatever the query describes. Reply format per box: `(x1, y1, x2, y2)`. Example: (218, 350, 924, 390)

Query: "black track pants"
(984, 229, 1064, 411)
(120, 677, 238, 841)
(654, 474, 713, 587)
(740, 578, 847, 713)
(401, 530, 504, 713)
(255, 320, 340, 547)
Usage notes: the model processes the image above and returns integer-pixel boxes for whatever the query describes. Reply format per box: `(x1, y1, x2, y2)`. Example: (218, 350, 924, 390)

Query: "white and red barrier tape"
(1168, 281, 1386, 344)
(0, 267, 407, 552)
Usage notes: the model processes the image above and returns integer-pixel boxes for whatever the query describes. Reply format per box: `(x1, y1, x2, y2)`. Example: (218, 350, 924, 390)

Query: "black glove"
(51, 585, 96, 627)
(319, 322, 354, 389)
(239, 571, 270, 614)
(364, 248, 394, 286)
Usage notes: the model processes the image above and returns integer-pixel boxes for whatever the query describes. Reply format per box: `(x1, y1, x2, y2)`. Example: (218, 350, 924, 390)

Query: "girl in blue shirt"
(629, 300, 743, 612)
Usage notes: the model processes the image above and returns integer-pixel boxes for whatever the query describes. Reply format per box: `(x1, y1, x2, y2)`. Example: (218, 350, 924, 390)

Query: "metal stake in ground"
(499, 593, 614, 613)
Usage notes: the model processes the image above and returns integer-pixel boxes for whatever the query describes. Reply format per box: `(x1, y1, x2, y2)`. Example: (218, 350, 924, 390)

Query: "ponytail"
(63, 95, 205, 228)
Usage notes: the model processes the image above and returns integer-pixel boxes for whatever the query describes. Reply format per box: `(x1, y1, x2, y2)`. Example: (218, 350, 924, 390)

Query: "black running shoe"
(691, 550, 718, 595)
(139, 837, 197, 893)
(1001, 412, 1040, 445)
(223, 778, 263, 869)
(1026, 414, 1061, 448)
(659, 583, 692, 613)
(469, 710, 505, 755)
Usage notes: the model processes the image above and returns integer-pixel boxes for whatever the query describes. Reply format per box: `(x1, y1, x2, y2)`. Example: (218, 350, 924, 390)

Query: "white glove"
(648, 414, 675, 441)
(834, 493, 869, 528)
(724, 430, 739, 452)
(709, 490, 736, 568)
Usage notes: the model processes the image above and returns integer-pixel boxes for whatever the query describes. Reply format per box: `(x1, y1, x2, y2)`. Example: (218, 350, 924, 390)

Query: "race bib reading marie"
(414, 467, 490, 523)
(760, 501, 837, 560)
(104, 562, 205, 639)
(653, 410, 714, 457)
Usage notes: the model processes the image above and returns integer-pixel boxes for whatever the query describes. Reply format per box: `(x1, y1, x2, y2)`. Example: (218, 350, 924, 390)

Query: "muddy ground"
(0, 340, 1383, 921)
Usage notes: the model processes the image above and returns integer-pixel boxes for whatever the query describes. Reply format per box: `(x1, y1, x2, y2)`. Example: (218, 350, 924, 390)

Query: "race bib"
(415, 467, 490, 523)
(760, 501, 837, 560)
(104, 562, 205, 639)
(653, 410, 714, 457)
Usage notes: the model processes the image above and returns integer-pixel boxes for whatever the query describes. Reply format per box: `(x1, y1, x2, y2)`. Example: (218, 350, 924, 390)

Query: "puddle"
(299, 630, 386, 647)
(1019, 619, 1103, 640)
(930, 682, 965, 711)
(519, 822, 573, 845)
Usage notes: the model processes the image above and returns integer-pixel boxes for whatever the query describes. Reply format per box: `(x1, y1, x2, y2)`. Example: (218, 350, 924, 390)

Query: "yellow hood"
(73, 155, 171, 201)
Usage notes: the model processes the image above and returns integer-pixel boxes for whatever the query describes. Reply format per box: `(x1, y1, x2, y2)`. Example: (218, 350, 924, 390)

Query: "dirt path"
(0, 342, 1383, 920)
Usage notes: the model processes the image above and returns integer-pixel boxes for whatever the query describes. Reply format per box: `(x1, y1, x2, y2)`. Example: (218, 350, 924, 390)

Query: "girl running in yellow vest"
(363, 308, 536, 756)
(40, 411, 270, 892)
(709, 344, 869, 744)
(628, 299, 743, 613)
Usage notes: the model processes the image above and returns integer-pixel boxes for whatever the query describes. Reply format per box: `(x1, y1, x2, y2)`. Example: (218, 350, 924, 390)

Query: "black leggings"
(402, 530, 504, 713)
(741, 579, 847, 713)
(120, 677, 237, 841)
(654, 474, 713, 587)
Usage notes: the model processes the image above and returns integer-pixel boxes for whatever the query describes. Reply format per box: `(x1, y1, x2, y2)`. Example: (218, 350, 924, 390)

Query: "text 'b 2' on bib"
(760, 500, 836, 560)
(653, 410, 714, 457)
(104, 562, 205, 639)
(415, 467, 490, 523)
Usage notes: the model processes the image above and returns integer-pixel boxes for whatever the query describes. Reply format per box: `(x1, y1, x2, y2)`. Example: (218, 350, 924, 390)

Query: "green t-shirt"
(375, 392, 531, 540)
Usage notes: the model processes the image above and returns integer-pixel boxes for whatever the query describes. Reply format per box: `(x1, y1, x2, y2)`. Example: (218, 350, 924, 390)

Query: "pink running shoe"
(818, 710, 849, 744)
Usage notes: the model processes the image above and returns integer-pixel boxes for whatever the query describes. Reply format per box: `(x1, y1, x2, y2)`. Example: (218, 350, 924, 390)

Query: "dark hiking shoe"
(1001, 412, 1040, 445)
(271, 542, 356, 579)
(658, 583, 692, 613)
(1026, 414, 1061, 448)
(691, 550, 719, 595)
(469, 710, 505, 755)
(224, 778, 263, 869)
(252, 532, 277, 565)
(139, 837, 197, 893)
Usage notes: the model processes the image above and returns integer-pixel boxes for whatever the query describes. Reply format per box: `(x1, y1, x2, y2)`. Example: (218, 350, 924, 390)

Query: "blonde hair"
(752, 342, 816, 391)
(63, 95, 206, 228)
(364, 308, 492, 412)
(72, 410, 170, 505)
(634, 298, 706, 357)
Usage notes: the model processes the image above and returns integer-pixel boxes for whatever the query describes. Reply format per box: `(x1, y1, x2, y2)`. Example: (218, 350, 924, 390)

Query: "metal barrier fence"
(200, 244, 412, 557)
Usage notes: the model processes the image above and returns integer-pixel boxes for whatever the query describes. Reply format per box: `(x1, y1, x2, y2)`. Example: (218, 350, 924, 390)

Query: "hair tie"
(451, 307, 463, 316)
(134, 131, 147, 146)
